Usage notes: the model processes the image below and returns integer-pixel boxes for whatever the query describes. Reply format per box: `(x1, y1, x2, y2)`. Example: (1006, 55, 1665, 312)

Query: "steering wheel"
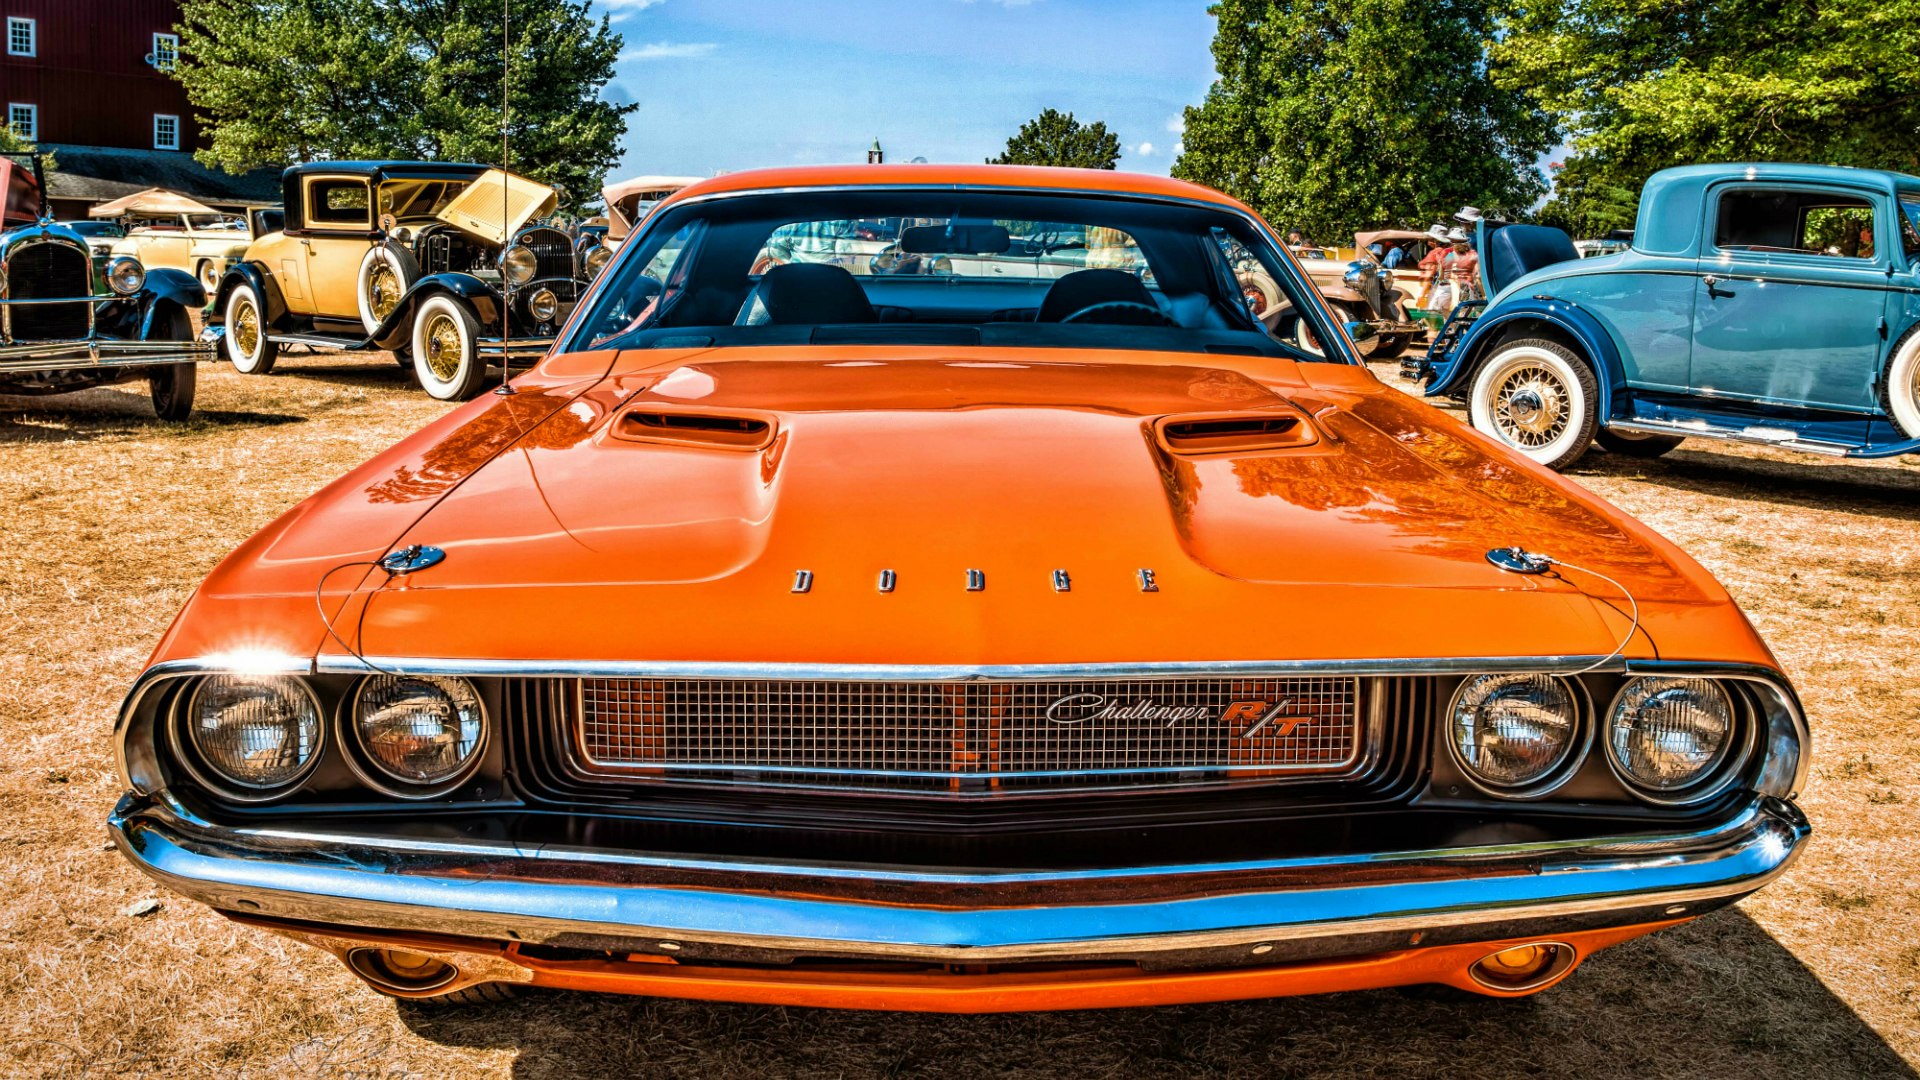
(1058, 300, 1176, 327)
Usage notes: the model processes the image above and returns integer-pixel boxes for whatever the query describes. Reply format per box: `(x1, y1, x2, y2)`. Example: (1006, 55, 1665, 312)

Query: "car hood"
(165, 349, 1761, 669)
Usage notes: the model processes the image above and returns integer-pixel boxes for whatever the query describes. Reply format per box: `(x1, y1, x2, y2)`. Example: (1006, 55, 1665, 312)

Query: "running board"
(268, 332, 375, 351)
(1608, 419, 1855, 457)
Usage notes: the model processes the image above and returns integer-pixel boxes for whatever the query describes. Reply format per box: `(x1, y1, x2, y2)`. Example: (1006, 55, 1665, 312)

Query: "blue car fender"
(1425, 298, 1627, 422)
(367, 272, 504, 350)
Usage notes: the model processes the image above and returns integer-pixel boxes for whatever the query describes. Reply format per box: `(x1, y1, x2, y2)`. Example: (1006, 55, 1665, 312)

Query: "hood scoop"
(612, 405, 778, 450)
(1153, 410, 1319, 455)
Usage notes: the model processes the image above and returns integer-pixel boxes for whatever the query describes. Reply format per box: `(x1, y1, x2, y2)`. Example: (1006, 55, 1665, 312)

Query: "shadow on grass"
(0, 394, 304, 444)
(397, 910, 1913, 1080)
(1573, 445, 1920, 518)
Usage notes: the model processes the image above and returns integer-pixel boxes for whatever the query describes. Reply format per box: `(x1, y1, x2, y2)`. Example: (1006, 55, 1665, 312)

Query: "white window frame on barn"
(9, 103, 37, 141)
(154, 114, 180, 151)
(7, 17, 34, 58)
(151, 32, 177, 71)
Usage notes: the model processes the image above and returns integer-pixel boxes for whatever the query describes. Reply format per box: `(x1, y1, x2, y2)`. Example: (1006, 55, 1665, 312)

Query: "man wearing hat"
(1414, 224, 1452, 308)
(1439, 225, 1482, 313)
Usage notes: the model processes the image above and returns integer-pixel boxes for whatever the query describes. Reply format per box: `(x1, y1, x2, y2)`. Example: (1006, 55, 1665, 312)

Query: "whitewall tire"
(223, 283, 278, 375)
(411, 294, 487, 401)
(1884, 327, 1920, 439)
(1468, 339, 1600, 471)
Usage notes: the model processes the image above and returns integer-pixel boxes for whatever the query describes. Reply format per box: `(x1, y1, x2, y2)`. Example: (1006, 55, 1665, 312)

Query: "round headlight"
(186, 676, 323, 792)
(107, 255, 146, 295)
(527, 286, 559, 323)
(352, 675, 486, 789)
(500, 245, 537, 285)
(583, 243, 612, 277)
(1606, 677, 1735, 795)
(1449, 674, 1581, 792)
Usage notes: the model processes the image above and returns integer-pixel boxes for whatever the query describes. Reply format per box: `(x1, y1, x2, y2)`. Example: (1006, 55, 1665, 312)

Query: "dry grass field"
(1, 352, 1916, 1079)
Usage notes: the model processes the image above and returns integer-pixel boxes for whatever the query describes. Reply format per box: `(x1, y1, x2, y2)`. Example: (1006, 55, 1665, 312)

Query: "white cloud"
(600, 0, 665, 22)
(1173, 141, 1184, 157)
(1165, 115, 1186, 135)
(1135, 142, 1155, 156)
(621, 41, 718, 61)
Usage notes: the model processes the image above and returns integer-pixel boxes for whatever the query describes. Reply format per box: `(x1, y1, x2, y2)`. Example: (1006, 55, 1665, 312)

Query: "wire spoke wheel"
(233, 300, 260, 357)
(369, 265, 402, 323)
(1468, 339, 1599, 471)
(423, 313, 463, 381)
(1491, 363, 1570, 448)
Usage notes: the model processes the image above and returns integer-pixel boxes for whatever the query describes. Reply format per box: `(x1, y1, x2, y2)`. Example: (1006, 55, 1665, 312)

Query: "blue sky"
(586, 0, 1220, 180)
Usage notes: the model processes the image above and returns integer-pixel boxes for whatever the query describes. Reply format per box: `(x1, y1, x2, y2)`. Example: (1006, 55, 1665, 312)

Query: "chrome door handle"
(1703, 274, 1734, 299)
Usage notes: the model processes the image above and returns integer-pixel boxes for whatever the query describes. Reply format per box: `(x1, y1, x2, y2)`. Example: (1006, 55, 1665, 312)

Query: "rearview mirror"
(900, 223, 1011, 255)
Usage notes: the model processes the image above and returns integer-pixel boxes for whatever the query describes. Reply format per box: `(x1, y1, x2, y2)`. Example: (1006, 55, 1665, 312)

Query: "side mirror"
(1345, 321, 1377, 343)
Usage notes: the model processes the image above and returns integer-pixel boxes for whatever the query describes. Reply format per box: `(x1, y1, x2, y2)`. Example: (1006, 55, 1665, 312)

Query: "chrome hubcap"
(423, 314, 462, 381)
(1492, 364, 1569, 447)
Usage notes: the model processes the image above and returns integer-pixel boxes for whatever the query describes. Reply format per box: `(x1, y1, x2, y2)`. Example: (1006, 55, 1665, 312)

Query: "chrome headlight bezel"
(1604, 676, 1753, 805)
(1446, 673, 1590, 798)
(527, 286, 560, 323)
(582, 242, 612, 278)
(107, 255, 146, 295)
(344, 674, 490, 799)
(171, 675, 325, 803)
(499, 245, 537, 286)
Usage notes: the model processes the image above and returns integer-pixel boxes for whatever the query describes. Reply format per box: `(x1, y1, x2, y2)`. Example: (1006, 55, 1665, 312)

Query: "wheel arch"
(1434, 304, 1625, 423)
(212, 261, 289, 329)
(370, 273, 502, 351)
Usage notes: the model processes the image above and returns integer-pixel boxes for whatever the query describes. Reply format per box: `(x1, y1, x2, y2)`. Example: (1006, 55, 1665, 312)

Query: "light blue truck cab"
(1408, 163, 1920, 469)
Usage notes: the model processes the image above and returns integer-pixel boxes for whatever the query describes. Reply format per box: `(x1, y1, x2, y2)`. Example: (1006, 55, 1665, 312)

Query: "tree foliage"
(1495, 0, 1920, 230)
(176, 0, 633, 201)
(990, 109, 1121, 170)
(1174, 0, 1553, 240)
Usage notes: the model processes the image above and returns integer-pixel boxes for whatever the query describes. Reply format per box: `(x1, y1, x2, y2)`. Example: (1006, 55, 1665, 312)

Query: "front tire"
(148, 308, 197, 421)
(196, 260, 219, 294)
(1883, 325, 1920, 439)
(223, 282, 278, 375)
(411, 294, 487, 401)
(1468, 338, 1599, 470)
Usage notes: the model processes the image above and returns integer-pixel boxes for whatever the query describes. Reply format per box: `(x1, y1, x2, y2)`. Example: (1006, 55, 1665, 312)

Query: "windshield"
(567, 189, 1332, 360)
(1900, 196, 1920, 262)
(64, 220, 124, 237)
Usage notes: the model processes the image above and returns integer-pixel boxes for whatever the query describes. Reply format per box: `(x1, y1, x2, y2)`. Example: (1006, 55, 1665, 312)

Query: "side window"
(1715, 190, 1876, 259)
(1901, 198, 1920, 262)
(305, 179, 371, 228)
(7, 18, 33, 58)
(151, 33, 178, 72)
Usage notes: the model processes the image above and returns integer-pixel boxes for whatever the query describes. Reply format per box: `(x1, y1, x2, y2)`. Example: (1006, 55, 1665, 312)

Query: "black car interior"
(570, 190, 1331, 360)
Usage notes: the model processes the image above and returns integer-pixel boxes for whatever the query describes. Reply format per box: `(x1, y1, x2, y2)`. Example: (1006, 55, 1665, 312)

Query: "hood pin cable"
(1486, 547, 1642, 676)
(313, 546, 447, 676)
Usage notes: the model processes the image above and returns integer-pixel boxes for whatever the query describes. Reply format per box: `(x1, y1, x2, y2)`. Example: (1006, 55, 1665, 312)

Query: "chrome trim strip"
(1607, 418, 1856, 457)
(0, 338, 216, 373)
(110, 793, 1808, 961)
(479, 335, 554, 359)
(312, 655, 1628, 680)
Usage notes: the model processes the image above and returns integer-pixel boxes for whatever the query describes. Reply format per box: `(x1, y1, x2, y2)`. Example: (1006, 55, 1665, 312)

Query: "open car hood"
(435, 168, 558, 245)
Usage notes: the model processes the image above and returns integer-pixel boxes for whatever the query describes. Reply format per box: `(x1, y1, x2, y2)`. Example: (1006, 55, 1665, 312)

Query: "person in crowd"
(1416, 225, 1451, 308)
(1285, 228, 1312, 249)
(1437, 225, 1481, 313)
(1381, 242, 1406, 270)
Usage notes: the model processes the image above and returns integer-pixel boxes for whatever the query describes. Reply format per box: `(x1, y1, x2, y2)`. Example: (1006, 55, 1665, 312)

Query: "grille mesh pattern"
(519, 227, 574, 281)
(5, 240, 91, 341)
(576, 677, 1361, 793)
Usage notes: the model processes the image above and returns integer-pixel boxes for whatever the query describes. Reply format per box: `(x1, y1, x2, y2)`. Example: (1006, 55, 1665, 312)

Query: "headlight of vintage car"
(500, 245, 537, 286)
(1340, 260, 1374, 288)
(1606, 677, 1736, 796)
(107, 255, 146, 295)
(351, 675, 487, 789)
(185, 675, 323, 793)
(582, 243, 612, 278)
(1449, 674, 1581, 792)
(527, 286, 560, 323)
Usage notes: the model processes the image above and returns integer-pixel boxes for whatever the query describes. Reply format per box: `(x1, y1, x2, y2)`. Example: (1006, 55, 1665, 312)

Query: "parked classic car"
(1409, 163, 1920, 468)
(59, 218, 127, 257)
(0, 156, 213, 419)
(112, 164, 1808, 1011)
(602, 174, 701, 250)
(208, 161, 613, 400)
(1283, 232, 1424, 359)
(94, 188, 261, 292)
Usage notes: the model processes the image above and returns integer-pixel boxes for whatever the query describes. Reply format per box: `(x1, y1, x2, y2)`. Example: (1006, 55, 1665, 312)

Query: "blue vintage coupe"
(1408, 163, 1920, 469)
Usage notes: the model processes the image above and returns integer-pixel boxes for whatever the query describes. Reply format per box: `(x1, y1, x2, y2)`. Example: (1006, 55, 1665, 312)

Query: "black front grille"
(519, 227, 574, 281)
(5, 239, 92, 341)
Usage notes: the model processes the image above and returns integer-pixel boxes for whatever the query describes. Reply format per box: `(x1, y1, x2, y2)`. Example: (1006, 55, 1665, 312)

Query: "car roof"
(1649, 162, 1919, 192)
(282, 161, 492, 182)
(661, 164, 1251, 213)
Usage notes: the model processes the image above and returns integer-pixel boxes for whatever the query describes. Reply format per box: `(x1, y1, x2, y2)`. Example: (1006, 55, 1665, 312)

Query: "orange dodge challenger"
(110, 165, 1809, 1011)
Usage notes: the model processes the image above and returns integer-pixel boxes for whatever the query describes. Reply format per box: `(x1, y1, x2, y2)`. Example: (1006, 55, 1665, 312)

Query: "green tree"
(1495, 0, 1920, 224)
(1174, 0, 1554, 240)
(989, 109, 1121, 169)
(1532, 159, 1638, 238)
(176, 0, 633, 200)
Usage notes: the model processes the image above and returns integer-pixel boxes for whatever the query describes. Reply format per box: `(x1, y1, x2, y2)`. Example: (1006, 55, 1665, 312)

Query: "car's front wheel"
(223, 282, 278, 375)
(1468, 338, 1599, 470)
(148, 308, 197, 421)
(359, 242, 421, 335)
(411, 294, 487, 401)
(1883, 325, 1920, 439)
(196, 260, 219, 294)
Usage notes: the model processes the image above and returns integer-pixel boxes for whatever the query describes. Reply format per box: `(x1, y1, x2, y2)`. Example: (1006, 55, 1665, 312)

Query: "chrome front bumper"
(0, 336, 215, 375)
(110, 793, 1808, 965)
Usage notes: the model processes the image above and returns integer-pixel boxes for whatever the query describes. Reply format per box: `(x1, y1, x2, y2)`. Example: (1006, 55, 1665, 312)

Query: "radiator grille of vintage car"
(534, 676, 1368, 796)
(4, 239, 91, 341)
(519, 227, 574, 281)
